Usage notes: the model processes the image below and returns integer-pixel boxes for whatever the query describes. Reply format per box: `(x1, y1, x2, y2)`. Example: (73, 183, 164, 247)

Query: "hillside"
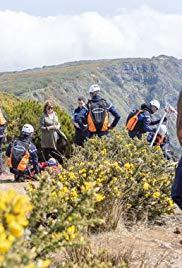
(0, 55, 181, 151)
(0, 55, 181, 114)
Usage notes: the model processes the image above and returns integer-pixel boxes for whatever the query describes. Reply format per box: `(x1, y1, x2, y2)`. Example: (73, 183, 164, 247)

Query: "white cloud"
(0, 6, 182, 72)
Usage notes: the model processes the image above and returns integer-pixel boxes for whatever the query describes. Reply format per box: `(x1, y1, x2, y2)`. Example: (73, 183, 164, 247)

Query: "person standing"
(84, 84, 120, 138)
(40, 101, 62, 162)
(73, 96, 88, 146)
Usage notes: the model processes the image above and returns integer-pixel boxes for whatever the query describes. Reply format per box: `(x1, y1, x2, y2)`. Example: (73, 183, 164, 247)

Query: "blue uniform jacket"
(73, 106, 88, 130)
(128, 104, 160, 139)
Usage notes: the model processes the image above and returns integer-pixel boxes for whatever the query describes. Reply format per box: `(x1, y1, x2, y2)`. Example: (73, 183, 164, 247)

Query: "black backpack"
(88, 99, 108, 131)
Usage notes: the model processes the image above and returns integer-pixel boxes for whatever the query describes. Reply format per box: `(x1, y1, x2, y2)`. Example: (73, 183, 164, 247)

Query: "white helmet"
(150, 99, 160, 110)
(89, 84, 100, 94)
(158, 124, 167, 136)
(22, 124, 34, 134)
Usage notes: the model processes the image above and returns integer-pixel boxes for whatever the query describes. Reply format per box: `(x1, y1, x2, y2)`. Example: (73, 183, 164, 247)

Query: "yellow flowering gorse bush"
(0, 129, 175, 267)
(0, 190, 32, 263)
(26, 168, 103, 258)
(69, 130, 175, 225)
(0, 190, 51, 268)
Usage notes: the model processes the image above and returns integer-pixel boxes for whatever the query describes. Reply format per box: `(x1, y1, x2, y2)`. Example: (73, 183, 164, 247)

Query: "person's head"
(21, 124, 34, 137)
(77, 96, 86, 107)
(44, 100, 54, 115)
(89, 84, 100, 97)
(150, 99, 160, 114)
(158, 124, 167, 136)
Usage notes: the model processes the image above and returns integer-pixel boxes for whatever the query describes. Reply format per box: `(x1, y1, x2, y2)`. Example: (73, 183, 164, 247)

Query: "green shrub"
(1, 94, 74, 154)
(26, 168, 102, 259)
(67, 130, 175, 228)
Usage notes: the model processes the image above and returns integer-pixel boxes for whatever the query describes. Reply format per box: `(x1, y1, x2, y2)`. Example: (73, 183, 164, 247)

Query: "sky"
(0, 0, 182, 72)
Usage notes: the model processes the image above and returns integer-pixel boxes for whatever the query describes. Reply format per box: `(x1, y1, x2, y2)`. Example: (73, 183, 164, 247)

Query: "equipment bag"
(8, 140, 30, 171)
(87, 99, 109, 132)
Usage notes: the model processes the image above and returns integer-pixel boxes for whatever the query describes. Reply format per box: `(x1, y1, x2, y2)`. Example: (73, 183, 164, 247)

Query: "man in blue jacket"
(82, 84, 120, 138)
(6, 124, 40, 181)
(73, 96, 88, 146)
(127, 100, 162, 139)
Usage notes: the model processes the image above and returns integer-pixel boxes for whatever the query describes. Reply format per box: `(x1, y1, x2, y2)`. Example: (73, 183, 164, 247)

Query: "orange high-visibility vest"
(87, 111, 109, 132)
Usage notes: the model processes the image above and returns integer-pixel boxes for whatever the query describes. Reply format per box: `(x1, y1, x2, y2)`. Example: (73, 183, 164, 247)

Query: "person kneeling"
(147, 124, 172, 160)
(6, 124, 40, 181)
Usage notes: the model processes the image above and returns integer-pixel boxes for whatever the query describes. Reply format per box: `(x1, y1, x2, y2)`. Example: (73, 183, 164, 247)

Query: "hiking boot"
(14, 175, 25, 182)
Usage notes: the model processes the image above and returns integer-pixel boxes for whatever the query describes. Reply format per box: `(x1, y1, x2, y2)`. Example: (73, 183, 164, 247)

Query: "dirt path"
(0, 173, 32, 194)
(1, 173, 182, 267)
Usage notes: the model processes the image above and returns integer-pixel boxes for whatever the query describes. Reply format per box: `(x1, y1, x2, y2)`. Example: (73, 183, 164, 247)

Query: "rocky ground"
(1, 172, 182, 267)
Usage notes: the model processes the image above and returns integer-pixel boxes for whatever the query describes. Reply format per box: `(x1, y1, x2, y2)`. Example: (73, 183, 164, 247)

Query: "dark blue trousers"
(171, 157, 182, 209)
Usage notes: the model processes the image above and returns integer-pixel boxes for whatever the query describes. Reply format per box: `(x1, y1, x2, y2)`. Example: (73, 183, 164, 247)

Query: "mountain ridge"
(0, 55, 180, 122)
(0, 54, 181, 153)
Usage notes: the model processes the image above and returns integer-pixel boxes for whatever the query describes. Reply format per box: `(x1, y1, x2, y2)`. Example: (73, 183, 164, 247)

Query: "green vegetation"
(0, 130, 175, 267)
(1, 93, 74, 152)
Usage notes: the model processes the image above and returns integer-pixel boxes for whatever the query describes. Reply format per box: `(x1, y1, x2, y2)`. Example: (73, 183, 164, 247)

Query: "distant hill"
(0, 55, 181, 152)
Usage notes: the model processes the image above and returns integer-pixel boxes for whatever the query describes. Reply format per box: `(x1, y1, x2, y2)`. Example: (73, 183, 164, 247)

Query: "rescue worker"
(73, 96, 88, 146)
(147, 124, 168, 147)
(147, 124, 172, 159)
(82, 84, 120, 138)
(126, 100, 165, 139)
(6, 124, 39, 181)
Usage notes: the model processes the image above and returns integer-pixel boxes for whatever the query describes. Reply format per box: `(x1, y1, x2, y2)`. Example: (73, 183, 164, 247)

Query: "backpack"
(8, 140, 30, 171)
(87, 99, 109, 132)
(126, 110, 143, 131)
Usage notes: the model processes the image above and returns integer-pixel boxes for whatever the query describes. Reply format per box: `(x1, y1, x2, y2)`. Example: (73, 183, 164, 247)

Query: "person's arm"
(150, 119, 160, 126)
(150, 117, 167, 126)
(75, 107, 88, 129)
(108, 104, 121, 129)
(40, 115, 47, 130)
(73, 109, 80, 128)
(47, 113, 61, 130)
(177, 90, 182, 145)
